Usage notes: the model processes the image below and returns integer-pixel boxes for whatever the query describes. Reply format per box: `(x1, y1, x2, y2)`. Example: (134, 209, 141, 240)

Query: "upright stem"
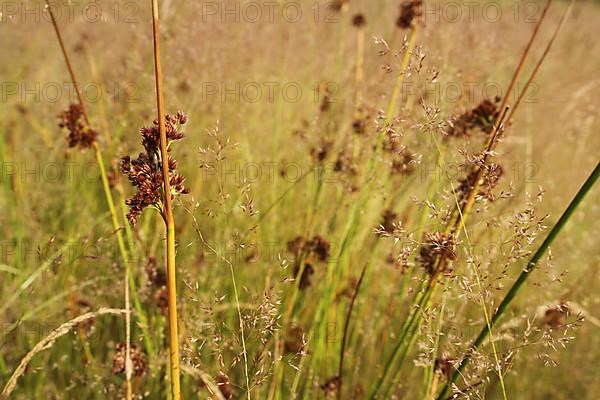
(44, 1, 133, 397)
(150, 1, 181, 398)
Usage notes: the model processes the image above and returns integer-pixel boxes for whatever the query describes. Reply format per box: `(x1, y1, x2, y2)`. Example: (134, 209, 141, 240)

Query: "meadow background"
(0, 0, 599, 399)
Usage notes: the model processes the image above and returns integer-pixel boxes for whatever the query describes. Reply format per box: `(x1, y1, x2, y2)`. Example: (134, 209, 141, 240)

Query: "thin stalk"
(436, 162, 600, 400)
(150, 1, 181, 398)
(506, 0, 574, 123)
(44, 1, 133, 397)
(337, 263, 368, 400)
(451, 193, 507, 400)
(83, 41, 112, 146)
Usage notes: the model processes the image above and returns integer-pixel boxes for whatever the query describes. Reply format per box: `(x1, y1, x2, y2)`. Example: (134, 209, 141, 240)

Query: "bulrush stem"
(44, 1, 133, 397)
(436, 162, 600, 400)
(506, 0, 574, 123)
(150, 0, 181, 398)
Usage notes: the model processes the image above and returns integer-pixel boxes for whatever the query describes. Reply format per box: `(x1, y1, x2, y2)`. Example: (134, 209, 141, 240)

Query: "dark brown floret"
(447, 99, 500, 137)
(307, 235, 331, 262)
(391, 148, 417, 176)
(352, 118, 367, 135)
(418, 232, 456, 275)
(58, 103, 97, 149)
(352, 13, 367, 28)
(287, 236, 306, 256)
(310, 139, 333, 162)
(435, 356, 456, 380)
(284, 324, 306, 354)
(215, 373, 234, 399)
(154, 287, 169, 315)
(287, 235, 331, 262)
(457, 162, 504, 206)
(112, 343, 148, 377)
(383, 133, 402, 153)
(542, 304, 569, 329)
(16, 104, 28, 115)
(121, 111, 190, 224)
(328, 0, 348, 12)
(397, 1, 423, 29)
(380, 209, 398, 235)
(294, 263, 315, 290)
(321, 375, 342, 398)
(145, 256, 167, 288)
(106, 165, 120, 189)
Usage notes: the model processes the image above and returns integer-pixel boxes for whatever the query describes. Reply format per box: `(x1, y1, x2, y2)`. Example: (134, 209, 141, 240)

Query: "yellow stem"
(150, 0, 181, 398)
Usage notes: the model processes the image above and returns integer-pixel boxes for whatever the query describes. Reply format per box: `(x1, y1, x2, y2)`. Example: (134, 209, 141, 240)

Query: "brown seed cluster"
(397, 0, 423, 29)
(112, 343, 148, 377)
(352, 107, 373, 135)
(379, 209, 399, 235)
(542, 303, 569, 329)
(328, 0, 348, 12)
(145, 256, 169, 314)
(145, 256, 167, 288)
(447, 99, 500, 137)
(287, 235, 331, 289)
(457, 162, 504, 206)
(435, 356, 457, 380)
(321, 375, 342, 398)
(391, 148, 417, 176)
(352, 13, 367, 28)
(333, 150, 357, 176)
(287, 235, 331, 262)
(215, 373, 234, 399)
(284, 324, 306, 354)
(418, 232, 457, 275)
(58, 103, 97, 149)
(294, 263, 315, 290)
(121, 111, 190, 225)
(311, 139, 334, 163)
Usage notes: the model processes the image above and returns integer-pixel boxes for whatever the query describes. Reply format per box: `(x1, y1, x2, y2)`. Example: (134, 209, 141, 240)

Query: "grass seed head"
(58, 103, 97, 149)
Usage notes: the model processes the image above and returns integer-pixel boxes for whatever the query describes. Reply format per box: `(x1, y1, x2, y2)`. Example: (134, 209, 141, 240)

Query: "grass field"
(0, 1, 599, 399)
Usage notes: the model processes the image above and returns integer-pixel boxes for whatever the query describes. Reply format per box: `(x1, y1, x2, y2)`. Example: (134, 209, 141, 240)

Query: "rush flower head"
(397, 0, 423, 29)
(447, 98, 500, 137)
(112, 343, 148, 377)
(418, 232, 457, 275)
(352, 13, 367, 28)
(456, 162, 504, 207)
(215, 373, 234, 400)
(58, 103, 97, 149)
(379, 209, 399, 235)
(120, 111, 190, 225)
(435, 356, 457, 380)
